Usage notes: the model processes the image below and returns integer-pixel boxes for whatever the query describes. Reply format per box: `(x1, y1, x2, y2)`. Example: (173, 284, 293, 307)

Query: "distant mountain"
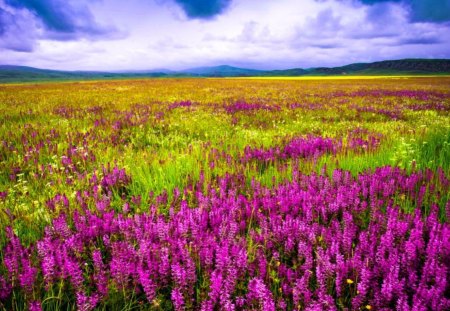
(1, 59, 449, 83)
(360, 59, 450, 74)
(265, 68, 310, 76)
(181, 59, 450, 76)
(0, 65, 170, 82)
(306, 59, 450, 75)
(115, 68, 176, 74)
(0, 65, 92, 80)
(180, 65, 265, 76)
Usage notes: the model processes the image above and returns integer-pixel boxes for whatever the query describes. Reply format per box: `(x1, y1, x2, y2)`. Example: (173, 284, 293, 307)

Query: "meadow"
(0, 77, 449, 310)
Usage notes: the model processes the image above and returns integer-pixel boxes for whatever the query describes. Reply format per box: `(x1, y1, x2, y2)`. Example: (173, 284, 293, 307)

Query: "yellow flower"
(365, 305, 372, 310)
(346, 279, 354, 284)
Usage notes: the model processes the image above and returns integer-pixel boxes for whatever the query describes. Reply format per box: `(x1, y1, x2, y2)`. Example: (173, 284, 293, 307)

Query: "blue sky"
(0, 0, 449, 70)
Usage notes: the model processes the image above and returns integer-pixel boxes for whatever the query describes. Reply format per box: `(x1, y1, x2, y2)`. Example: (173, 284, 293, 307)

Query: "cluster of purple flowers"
(1, 86, 449, 311)
(242, 132, 382, 164)
(407, 102, 450, 112)
(242, 136, 338, 163)
(355, 106, 404, 120)
(99, 164, 131, 195)
(1, 166, 448, 310)
(168, 100, 193, 110)
(348, 89, 449, 100)
(289, 102, 326, 110)
(224, 101, 281, 114)
(346, 128, 382, 153)
(285, 89, 450, 121)
(54, 106, 104, 119)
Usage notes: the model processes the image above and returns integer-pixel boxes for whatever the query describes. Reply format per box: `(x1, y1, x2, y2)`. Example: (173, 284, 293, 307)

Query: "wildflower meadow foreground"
(0, 77, 449, 310)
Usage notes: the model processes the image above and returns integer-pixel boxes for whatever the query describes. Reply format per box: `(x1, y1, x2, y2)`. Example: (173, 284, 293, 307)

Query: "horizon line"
(1, 57, 450, 73)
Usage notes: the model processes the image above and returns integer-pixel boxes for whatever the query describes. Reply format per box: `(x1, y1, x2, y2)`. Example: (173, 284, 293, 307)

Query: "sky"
(0, 0, 449, 71)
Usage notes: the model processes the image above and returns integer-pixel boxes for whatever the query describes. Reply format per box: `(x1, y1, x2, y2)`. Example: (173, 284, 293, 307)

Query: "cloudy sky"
(0, 0, 449, 71)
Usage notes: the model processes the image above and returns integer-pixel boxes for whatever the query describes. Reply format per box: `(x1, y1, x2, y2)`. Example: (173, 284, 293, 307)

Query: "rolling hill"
(1, 59, 449, 83)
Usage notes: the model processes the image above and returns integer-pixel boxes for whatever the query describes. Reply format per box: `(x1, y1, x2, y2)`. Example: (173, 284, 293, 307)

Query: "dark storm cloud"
(397, 36, 442, 45)
(0, 0, 120, 52)
(4, 0, 115, 37)
(310, 43, 342, 49)
(359, 0, 401, 3)
(0, 6, 36, 51)
(358, 0, 450, 22)
(173, 0, 232, 19)
(0, 8, 6, 34)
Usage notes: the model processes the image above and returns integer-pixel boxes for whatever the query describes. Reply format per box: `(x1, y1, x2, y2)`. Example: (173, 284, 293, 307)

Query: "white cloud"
(1, 0, 449, 70)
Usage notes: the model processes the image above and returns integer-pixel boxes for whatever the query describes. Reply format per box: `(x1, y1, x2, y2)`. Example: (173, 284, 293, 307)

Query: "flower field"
(0, 77, 449, 310)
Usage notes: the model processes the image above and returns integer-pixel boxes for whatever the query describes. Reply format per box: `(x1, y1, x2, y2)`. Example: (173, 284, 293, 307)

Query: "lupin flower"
(247, 278, 276, 311)
(28, 301, 43, 311)
(171, 287, 184, 311)
(0, 275, 12, 300)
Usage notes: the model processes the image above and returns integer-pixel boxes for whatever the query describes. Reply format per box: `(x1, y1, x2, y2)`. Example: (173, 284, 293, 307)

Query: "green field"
(0, 77, 449, 310)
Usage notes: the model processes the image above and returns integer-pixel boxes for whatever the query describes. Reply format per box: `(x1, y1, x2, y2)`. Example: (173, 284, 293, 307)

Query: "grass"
(0, 77, 449, 310)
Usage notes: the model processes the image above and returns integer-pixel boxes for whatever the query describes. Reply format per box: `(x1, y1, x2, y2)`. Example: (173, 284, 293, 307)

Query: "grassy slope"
(2, 59, 450, 83)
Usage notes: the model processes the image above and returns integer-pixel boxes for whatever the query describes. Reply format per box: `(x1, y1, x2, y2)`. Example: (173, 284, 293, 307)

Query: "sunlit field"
(0, 77, 449, 310)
